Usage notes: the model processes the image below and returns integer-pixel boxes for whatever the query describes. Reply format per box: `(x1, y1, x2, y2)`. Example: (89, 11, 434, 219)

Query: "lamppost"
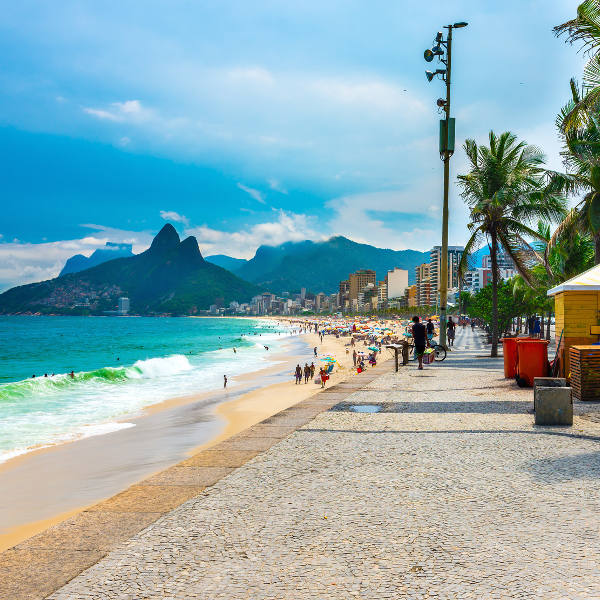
(424, 21, 468, 348)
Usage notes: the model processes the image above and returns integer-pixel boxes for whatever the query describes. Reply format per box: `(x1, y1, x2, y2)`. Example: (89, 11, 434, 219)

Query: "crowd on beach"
(283, 314, 455, 384)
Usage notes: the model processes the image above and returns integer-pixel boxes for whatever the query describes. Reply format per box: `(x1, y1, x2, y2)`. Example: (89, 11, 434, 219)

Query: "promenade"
(6, 327, 600, 599)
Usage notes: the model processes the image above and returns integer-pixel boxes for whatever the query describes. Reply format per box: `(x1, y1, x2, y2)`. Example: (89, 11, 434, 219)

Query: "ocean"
(0, 316, 291, 464)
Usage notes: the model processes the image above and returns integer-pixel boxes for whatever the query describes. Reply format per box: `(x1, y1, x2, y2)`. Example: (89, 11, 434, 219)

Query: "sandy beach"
(0, 317, 393, 552)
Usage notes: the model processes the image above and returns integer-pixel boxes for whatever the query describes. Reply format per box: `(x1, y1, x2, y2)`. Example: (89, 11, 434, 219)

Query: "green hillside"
(235, 236, 428, 293)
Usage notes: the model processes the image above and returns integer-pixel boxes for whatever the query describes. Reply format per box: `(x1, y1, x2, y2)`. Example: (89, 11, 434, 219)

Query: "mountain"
(59, 242, 134, 276)
(0, 225, 259, 315)
(235, 236, 429, 294)
(205, 254, 248, 271)
(468, 246, 489, 268)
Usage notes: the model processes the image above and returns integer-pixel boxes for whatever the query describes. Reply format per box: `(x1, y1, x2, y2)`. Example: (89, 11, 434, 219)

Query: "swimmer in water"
(70, 371, 75, 379)
(233, 347, 236, 353)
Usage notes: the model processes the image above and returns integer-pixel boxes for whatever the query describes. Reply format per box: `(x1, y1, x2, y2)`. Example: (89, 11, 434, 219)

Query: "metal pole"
(439, 25, 452, 349)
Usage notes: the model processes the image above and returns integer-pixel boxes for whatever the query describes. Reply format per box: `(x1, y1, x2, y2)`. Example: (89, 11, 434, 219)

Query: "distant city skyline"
(0, 1, 583, 290)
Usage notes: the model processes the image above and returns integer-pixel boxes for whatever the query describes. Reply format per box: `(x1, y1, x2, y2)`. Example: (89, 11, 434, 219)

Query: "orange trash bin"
(516, 339, 549, 387)
(501, 337, 531, 378)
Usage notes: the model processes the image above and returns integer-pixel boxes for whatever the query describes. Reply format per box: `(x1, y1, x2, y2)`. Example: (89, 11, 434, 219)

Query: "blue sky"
(0, 0, 585, 289)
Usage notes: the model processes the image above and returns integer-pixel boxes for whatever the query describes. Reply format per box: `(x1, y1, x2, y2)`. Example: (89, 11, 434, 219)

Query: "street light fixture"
(424, 21, 468, 349)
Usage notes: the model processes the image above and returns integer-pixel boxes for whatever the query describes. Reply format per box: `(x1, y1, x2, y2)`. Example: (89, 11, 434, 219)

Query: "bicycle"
(404, 334, 447, 362)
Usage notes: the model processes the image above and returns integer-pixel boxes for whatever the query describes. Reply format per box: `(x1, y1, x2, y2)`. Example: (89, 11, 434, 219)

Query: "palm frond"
(457, 228, 485, 278)
(554, 0, 600, 54)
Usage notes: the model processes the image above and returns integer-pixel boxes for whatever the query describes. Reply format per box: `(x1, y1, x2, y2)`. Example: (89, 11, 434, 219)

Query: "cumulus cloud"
(0, 225, 154, 291)
(237, 183, 266, 204)
(83, 100, 152, 123)
(75, 66, 430, 190)
(159, 210, 189, 225)
(186, 210, 323, 258)
(326, 186, 444, 252)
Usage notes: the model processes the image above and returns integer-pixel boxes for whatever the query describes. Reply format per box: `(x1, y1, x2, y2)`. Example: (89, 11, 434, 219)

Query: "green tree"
(548, 79, 600, 263)
(554, 1, 600, 130)
(457, 131, 566, 357)
(469, 280, 530, 337)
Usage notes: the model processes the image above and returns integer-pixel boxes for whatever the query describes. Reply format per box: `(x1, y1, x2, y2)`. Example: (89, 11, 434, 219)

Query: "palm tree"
(457, 131, 566, 357)
(548, 79, 600, 263)
(554, 1, 600, 130)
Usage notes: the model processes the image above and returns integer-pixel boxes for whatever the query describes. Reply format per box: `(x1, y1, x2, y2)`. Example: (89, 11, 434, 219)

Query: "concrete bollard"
(534, 387, 573, 426)
(533, 377, 567, 413)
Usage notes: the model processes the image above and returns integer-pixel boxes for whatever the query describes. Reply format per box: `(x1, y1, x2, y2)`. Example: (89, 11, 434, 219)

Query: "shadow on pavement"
(527, 451, 600, 481)
(330, 400, 532, 414)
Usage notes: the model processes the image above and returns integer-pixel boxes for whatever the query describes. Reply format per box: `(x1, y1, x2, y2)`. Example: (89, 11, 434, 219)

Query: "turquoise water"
(0, 316, 291, 463)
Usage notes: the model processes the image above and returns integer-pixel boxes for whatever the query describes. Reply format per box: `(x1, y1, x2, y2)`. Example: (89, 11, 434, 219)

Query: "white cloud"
(310, 78, 425, 113)
(237, 183, 266, 204)
(75, 67, 428, 190)
(83, 99, 152, 123)
(325, 186, 445, 252)
(0, 225, 153, 292)
(159, 210, 189, 225)
(83, 107, 121, 121)
(268, 178, 288, 194)
(227, 66, 275, 86)
(186, 210, 323, 258)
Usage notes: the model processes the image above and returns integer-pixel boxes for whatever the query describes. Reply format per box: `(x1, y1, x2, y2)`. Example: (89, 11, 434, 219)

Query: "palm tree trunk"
(540, 312, 545, 340)
(490, 231, 499, 357)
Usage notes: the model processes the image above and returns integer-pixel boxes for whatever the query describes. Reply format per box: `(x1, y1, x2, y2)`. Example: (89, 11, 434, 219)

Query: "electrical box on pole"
(439, 118, 455, 156)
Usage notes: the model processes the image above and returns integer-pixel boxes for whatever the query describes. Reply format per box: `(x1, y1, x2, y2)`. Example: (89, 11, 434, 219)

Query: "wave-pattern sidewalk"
(10, 327, 600, 599)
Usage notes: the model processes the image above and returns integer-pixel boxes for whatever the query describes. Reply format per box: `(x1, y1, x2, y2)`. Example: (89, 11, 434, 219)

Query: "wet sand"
(0, 328, 358, 551)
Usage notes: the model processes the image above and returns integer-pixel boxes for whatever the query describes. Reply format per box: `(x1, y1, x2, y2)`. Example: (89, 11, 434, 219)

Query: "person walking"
(223, 375, 227, 389)
(447, 319, 456, 347)
(310, 362, 315, 378)
(412, 316, 427, 370)
(533, 317, 541, 339)
(295, 364, 302, 384)
(319, 367, 328, 388)
(426, 318, 435, 347)
(313, 346, 318, 357)
(304, 363, 310, 384)
(352, 349, 357, 366)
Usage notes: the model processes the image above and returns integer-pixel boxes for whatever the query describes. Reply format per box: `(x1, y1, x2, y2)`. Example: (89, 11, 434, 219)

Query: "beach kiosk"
(547, 264, 600, 378)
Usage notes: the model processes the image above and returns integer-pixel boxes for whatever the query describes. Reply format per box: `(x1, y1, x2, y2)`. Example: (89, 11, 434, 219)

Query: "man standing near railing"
(412, 316, 427, 371)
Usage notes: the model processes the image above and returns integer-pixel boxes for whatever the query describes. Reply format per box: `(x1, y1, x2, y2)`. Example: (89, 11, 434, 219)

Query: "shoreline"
(0, 322, 360, 552)
(0, 315, 290, 467)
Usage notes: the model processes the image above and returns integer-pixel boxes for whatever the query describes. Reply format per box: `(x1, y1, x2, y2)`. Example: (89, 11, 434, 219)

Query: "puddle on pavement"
(349, 404, 382, 413)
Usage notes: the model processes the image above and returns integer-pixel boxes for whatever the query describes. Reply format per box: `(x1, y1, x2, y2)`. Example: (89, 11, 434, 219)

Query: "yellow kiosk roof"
(547, 264, 600, 296)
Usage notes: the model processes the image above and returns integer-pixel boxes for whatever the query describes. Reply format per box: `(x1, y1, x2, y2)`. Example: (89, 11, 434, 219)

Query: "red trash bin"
(516, 339, 549, 387)
(501, 337, 532, 378)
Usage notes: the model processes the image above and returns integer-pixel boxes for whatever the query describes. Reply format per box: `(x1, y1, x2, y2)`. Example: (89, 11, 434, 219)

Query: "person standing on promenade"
(412, 316, 427, 370)
(447, 319, 456, 347)
(426, 318, 435, 347)
(533, 317, 541, 338)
